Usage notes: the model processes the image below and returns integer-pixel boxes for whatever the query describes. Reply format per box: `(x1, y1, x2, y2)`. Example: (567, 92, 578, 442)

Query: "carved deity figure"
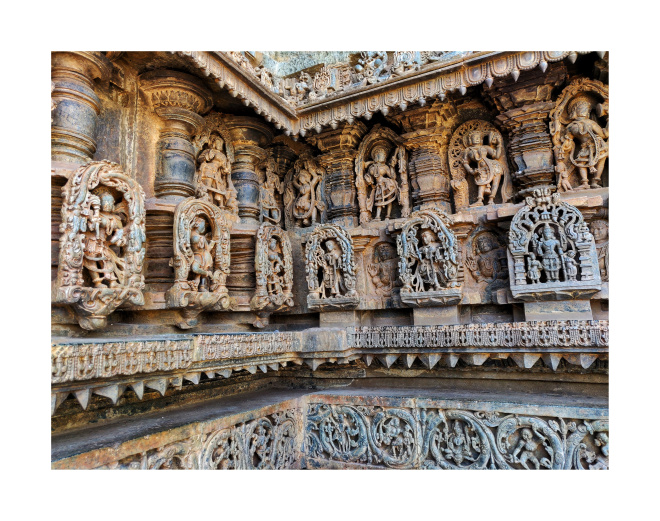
(466, 233, 507, 283)
(321, 239, 343, 298)
(367, 243, 397, 297)
(251, 224, 293, 314)
(444, 422, 477, 466)
(531, 224, 564, 283)
(260, 156, 284, 224)
(526, 254, 543, 284)
(462, 130, 505, 207)
(364, 146, 399, 220)
(189, 218, 217, 292)
(563, 250, 578, 281)
(195, 135, 238, 213)
(591, 220, 609, 282)
(284, 154, 325, 228)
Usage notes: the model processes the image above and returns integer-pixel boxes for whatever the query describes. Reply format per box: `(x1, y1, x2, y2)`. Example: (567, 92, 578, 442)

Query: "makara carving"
(355, 125, 410, 224)
(250, 223, 294, 313)
(507, 189, 601, 300)
(465, 227, 509, 303)
(550, 79, 609, 191)
(305, 224, 358, 310)
(166, 195, 232, 329)
(396, 208, 461, 306)
(448, 120, 513, 211)
(283, 152, 326, 228)
(55, 160, 146, 330)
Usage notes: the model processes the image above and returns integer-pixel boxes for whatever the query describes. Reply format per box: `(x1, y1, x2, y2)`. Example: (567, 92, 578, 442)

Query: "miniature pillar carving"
(139, 70, 213, 200)
(51, 51, 112, 164)
(306, 121, 367, 228)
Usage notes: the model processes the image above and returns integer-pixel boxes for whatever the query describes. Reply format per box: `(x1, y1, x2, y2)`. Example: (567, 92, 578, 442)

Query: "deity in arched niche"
(364, 146, 399, 220)
(531, 224, 564, 283)
(195, 135, 238, 213)
(189, 217, 217, 293)
(322, 238, 343, 298)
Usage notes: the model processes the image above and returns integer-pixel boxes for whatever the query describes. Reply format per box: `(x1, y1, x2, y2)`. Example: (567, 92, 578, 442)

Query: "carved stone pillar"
(490, 65, 566, 197)
(140, 70, 213, 200)
(225, 116, 274, 224)
(389, 101, 457, 213)
(306, 122, 367, 228)
(51, 51, 112, 164)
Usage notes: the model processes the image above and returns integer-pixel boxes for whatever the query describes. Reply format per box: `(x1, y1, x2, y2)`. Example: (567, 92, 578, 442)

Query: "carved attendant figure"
(364, 146, 399, 220)
(196, 136, 238, 213)
(563, 250, 578, 282)
(190, 230, 216, 292)
(260, 156, 284, 224)
(526, 254, 543, 284)
(266, 238, 284, 297)
(322, 238, 343, 298)
(462, 130, 505, 207)
(286, 155, 324, 227)
(534, 224, 564, 282)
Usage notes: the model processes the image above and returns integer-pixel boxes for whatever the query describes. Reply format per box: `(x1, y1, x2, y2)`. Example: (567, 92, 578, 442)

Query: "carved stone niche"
(448, 120, 513, 212)
(305, 224, 359, 310)
(166, 195, 232, 329)
(355, 125, 410, 225)
(54, 160, 146, 330)
(507, 188, 601, 301)
(464, 226, 509, 304)
(250, 223, 294, 315)
(549, 79, 609, 192)
(396, 208, 462, 307)
(283, 152, 326, 229)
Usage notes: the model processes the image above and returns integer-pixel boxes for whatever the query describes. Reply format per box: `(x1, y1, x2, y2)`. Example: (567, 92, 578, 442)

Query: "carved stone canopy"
(304, 224, 358, 310)
(250, 223, 294, 313)
(507, 188, 601, 301)
(166, 196, 232, 328)
(396, 208, 461, 307)
(55, 160, 146, 330)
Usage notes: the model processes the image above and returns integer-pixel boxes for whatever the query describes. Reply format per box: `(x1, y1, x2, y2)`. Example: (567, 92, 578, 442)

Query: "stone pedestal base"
(523, 300, 593, 322)
(413, 306, 460, 326)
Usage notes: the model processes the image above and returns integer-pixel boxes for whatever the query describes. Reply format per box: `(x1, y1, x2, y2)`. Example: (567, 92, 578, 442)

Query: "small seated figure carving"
(462, 130, 505, 207)
(556, 160, 574, 193)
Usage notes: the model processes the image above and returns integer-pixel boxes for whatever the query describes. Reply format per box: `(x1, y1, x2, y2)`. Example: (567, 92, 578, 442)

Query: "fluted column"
(51, 51, 112, 164)
(140, 70, 213, 200)
(225, 116, 274, 224)
(306, 121, 367, 228)
(490, 65, 566, 197)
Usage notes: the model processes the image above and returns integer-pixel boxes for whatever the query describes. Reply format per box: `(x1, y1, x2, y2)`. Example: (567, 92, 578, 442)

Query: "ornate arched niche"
(396, 208, 461, 307)
(448, 119, 513, 211)
(507, 188, 601, 301)
(304, 224, 358, 310)
(166, 195, 232, 329)
(283, 152, 326, 229)
(549, 79, 609, 192)
(250, 223, 294, 315)
(55, 160, 146, 330)
(354, 124, 410, 225)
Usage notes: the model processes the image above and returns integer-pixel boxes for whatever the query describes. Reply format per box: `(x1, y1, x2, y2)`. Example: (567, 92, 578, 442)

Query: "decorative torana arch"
(305, 223, 358, 310)
(55, 160, 146, 330)
(166, 196, 231, 328)
(396, 208, 461, 307)
(251, 223, 294, 313)
(507, 188, 601, 301)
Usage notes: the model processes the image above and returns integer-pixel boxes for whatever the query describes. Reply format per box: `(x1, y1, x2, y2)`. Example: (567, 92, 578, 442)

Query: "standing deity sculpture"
(591, 219, 609, 282)
(396, 208, 461, 307)
(283, 152, 326, 228)
(251, 223, 294, 316)
(55, 160, 146, 330)
(259, 153, 284, 225)
(449, 120, 513, 210)
(166, 194, 232, 329)
(305, 224, 358, 310)
(550, 78, 609, 191)
(355, 126, 410, 225)
(507, 188, 601, 301)
(465, 229, 509, 303)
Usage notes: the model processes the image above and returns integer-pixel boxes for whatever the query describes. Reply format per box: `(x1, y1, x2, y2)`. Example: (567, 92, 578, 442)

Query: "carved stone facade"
(51, 50, 610, 471)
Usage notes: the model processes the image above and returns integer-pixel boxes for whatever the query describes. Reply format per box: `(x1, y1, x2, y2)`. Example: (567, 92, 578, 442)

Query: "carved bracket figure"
(396, 208, 461, 307)
(283, 152, 326, 228)
(166, 196, 232, 329)
(305, 224, 358, 310)
(355, 125, 410, 224)
(507, 188, 601, 301)
(250, 223, 294, 317)
(448, 120, 513, 211)
(55, 160, 146, 330)
(550, 78, 609, 192)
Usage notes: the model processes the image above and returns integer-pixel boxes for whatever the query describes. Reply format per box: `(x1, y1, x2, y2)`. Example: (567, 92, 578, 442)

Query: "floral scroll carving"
(448, 119, 513, 211)
(166, 196, 232, 329)
(396, 208, 461, 307)
(550, 78, 609, 192)
(355, 125, 410, 224)
(507, 188, 601, 301)
(283, 152, 326, 228)
(305, 224, 358, 310)
(55, 160, 146, 330)
(250, 223, 294, 314)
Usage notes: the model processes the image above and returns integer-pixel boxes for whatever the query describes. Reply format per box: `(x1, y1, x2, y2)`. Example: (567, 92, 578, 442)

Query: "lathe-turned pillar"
(140, 70, 213, 200)
(389, 101, 457, 213)
(51, 51, 112, 164)
(306, 121, 367, 228)
(490, 64, 566, 197)
(224, 116, 274, 224)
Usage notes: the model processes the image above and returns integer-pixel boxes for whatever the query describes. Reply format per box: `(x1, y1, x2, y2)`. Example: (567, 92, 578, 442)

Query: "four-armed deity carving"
(305, 224, 358, 310)
(449, 120, 513, 211)
(550, 79, 609, 192)
(396, 208, 461, 307)
(283, 152, 326, 228)
(355, 125, 410, 224)
(507, 188, 601, 300)
(55, 160, 146, 330)
(251, 223, 294, 315)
